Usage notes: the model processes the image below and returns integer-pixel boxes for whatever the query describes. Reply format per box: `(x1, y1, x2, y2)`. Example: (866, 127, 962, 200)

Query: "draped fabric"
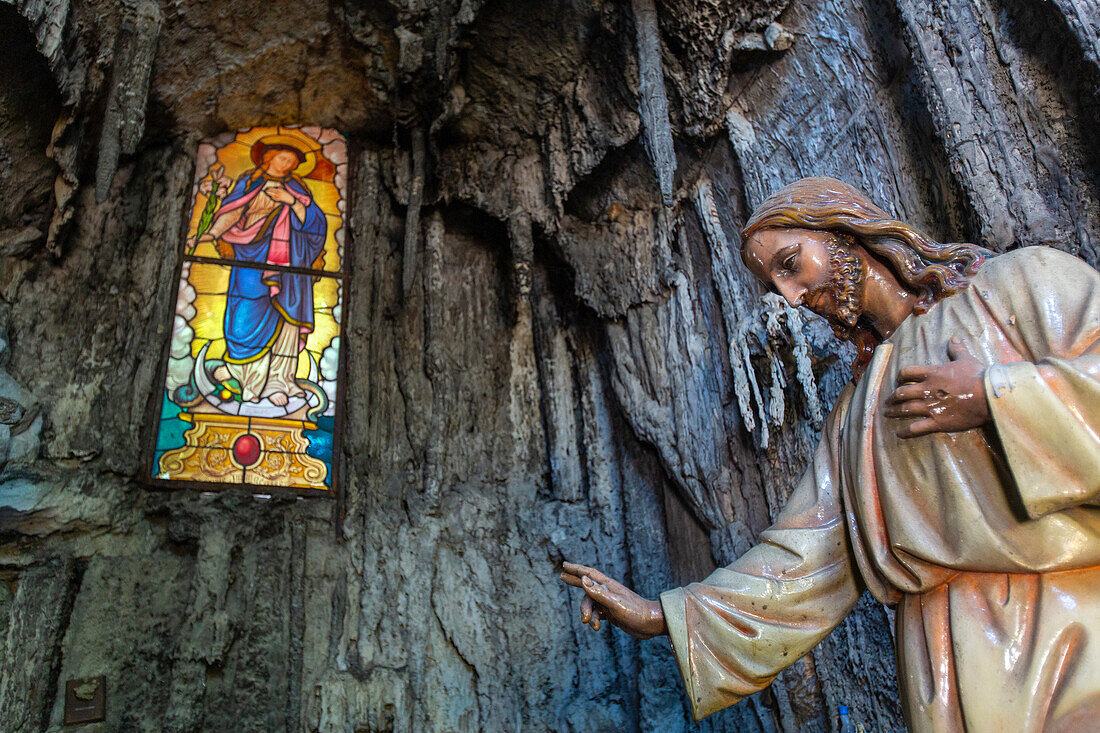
(660, 247, 1100, 731)
(218, 170, 326, 364)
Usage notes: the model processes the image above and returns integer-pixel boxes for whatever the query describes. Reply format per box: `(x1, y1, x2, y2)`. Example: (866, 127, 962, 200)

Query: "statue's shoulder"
(972, 246, 1094, 292)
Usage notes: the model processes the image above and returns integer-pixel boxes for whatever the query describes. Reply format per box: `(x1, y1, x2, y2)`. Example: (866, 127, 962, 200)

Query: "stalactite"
(95, 0, 162, 202)
(507, 213, 534, 302)
(755, 293, 825, 445)
(724, 106, 766, 210)
(403, 126, 427, 300)
(423, 210, 445, 383)
(762, 293, 788, 430)
(734, 315, 770, 448)
(691, 178, 823, 447)
(784, 304, 824, 428)
(692, 179, 757, 435)
(631, 0, 677, 207)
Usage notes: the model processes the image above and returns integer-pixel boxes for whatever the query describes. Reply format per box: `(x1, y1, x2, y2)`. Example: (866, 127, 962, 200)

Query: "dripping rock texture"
(0, 0, 1096, 731)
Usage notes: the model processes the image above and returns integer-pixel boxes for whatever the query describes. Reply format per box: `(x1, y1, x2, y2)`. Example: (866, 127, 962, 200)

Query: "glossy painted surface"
(659, 247, 1100, 730)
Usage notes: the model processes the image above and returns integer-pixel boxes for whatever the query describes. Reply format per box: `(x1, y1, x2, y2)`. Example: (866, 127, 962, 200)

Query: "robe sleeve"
(659, 397, 860, 721)
(979, 247, 1100, 519)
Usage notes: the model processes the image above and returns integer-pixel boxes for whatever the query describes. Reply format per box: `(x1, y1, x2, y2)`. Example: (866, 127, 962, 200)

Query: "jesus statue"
(561, 177, 1100, 732)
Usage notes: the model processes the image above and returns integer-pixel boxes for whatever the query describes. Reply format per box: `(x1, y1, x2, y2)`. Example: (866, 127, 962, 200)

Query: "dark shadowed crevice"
(439, 203, 512, 321)
(564, 139, 659, 222)
(998, 0, 1100, 241)
(529, 223, 591, 505)
(864, 0, 981, 245)
(0, 5, 61, 255)
(658, 476, 715, 585)
(38, 559, 84, 733)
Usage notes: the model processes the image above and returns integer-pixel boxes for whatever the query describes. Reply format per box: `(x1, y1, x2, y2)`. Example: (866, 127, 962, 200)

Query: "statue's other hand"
(559, 562, 666, 639)
(885, 337, 991, 438)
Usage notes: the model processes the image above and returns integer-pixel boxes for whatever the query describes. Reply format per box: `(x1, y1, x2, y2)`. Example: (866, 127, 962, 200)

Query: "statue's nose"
(775, 281, 805, 307)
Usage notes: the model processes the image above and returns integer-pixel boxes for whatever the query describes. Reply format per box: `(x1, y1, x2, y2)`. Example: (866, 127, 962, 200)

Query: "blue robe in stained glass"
(216, 170, 326, 365)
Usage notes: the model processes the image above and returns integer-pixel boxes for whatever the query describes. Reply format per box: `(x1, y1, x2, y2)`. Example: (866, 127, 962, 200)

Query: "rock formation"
(0, 0, 1095, 730)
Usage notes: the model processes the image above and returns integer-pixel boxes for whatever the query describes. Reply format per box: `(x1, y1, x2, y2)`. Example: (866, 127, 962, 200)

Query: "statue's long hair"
(741, 177, 985, 315)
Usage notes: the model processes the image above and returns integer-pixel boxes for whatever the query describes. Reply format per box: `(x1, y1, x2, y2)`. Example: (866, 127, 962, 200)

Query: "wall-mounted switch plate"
(64, 676, 105, 725)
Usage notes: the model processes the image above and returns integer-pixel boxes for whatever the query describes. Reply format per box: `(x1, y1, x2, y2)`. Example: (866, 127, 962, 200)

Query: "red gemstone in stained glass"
(233, 434, 261, 466)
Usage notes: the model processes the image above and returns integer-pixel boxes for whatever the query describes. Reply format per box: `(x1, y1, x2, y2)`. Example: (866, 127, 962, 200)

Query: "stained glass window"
(147, 126, 348, 494)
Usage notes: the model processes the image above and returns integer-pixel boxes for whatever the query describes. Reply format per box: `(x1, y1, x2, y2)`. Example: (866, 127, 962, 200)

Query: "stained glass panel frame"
(142, 126, 351, 498)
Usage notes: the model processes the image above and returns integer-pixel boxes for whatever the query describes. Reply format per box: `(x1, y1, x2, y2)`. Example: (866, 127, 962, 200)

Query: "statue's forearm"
(643, 598, 667, 637)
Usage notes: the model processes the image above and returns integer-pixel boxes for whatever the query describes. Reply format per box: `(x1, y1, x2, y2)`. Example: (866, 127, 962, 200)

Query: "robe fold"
(660, 247, 1100, 731)
(219, 171, 326, 363)
(214, 170, 326, 402)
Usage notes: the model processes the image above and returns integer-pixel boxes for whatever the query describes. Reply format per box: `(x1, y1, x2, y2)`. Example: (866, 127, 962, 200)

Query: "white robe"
(659, 247, 1100, 731)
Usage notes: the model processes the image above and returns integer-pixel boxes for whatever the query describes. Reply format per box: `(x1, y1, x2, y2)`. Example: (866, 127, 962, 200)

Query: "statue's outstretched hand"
(886, 337, 991, 438)
(559, 562, 666, 639)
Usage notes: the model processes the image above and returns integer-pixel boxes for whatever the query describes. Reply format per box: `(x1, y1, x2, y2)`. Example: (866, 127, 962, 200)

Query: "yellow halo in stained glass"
(249, 133, 318, 178)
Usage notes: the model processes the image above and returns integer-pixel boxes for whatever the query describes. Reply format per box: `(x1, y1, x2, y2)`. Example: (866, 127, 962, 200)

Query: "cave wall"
(0, 0, 1096, 731)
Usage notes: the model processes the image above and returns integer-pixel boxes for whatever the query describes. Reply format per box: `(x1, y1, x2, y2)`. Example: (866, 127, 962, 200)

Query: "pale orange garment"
(659, 247, 1100, 731)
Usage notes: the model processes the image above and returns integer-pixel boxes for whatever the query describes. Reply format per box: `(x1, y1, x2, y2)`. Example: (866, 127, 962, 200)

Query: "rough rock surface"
(0, 0, 1096, 731)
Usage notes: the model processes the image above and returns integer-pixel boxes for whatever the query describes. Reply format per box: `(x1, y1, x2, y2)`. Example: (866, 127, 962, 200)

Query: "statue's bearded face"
(742, 227, 866, 337)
